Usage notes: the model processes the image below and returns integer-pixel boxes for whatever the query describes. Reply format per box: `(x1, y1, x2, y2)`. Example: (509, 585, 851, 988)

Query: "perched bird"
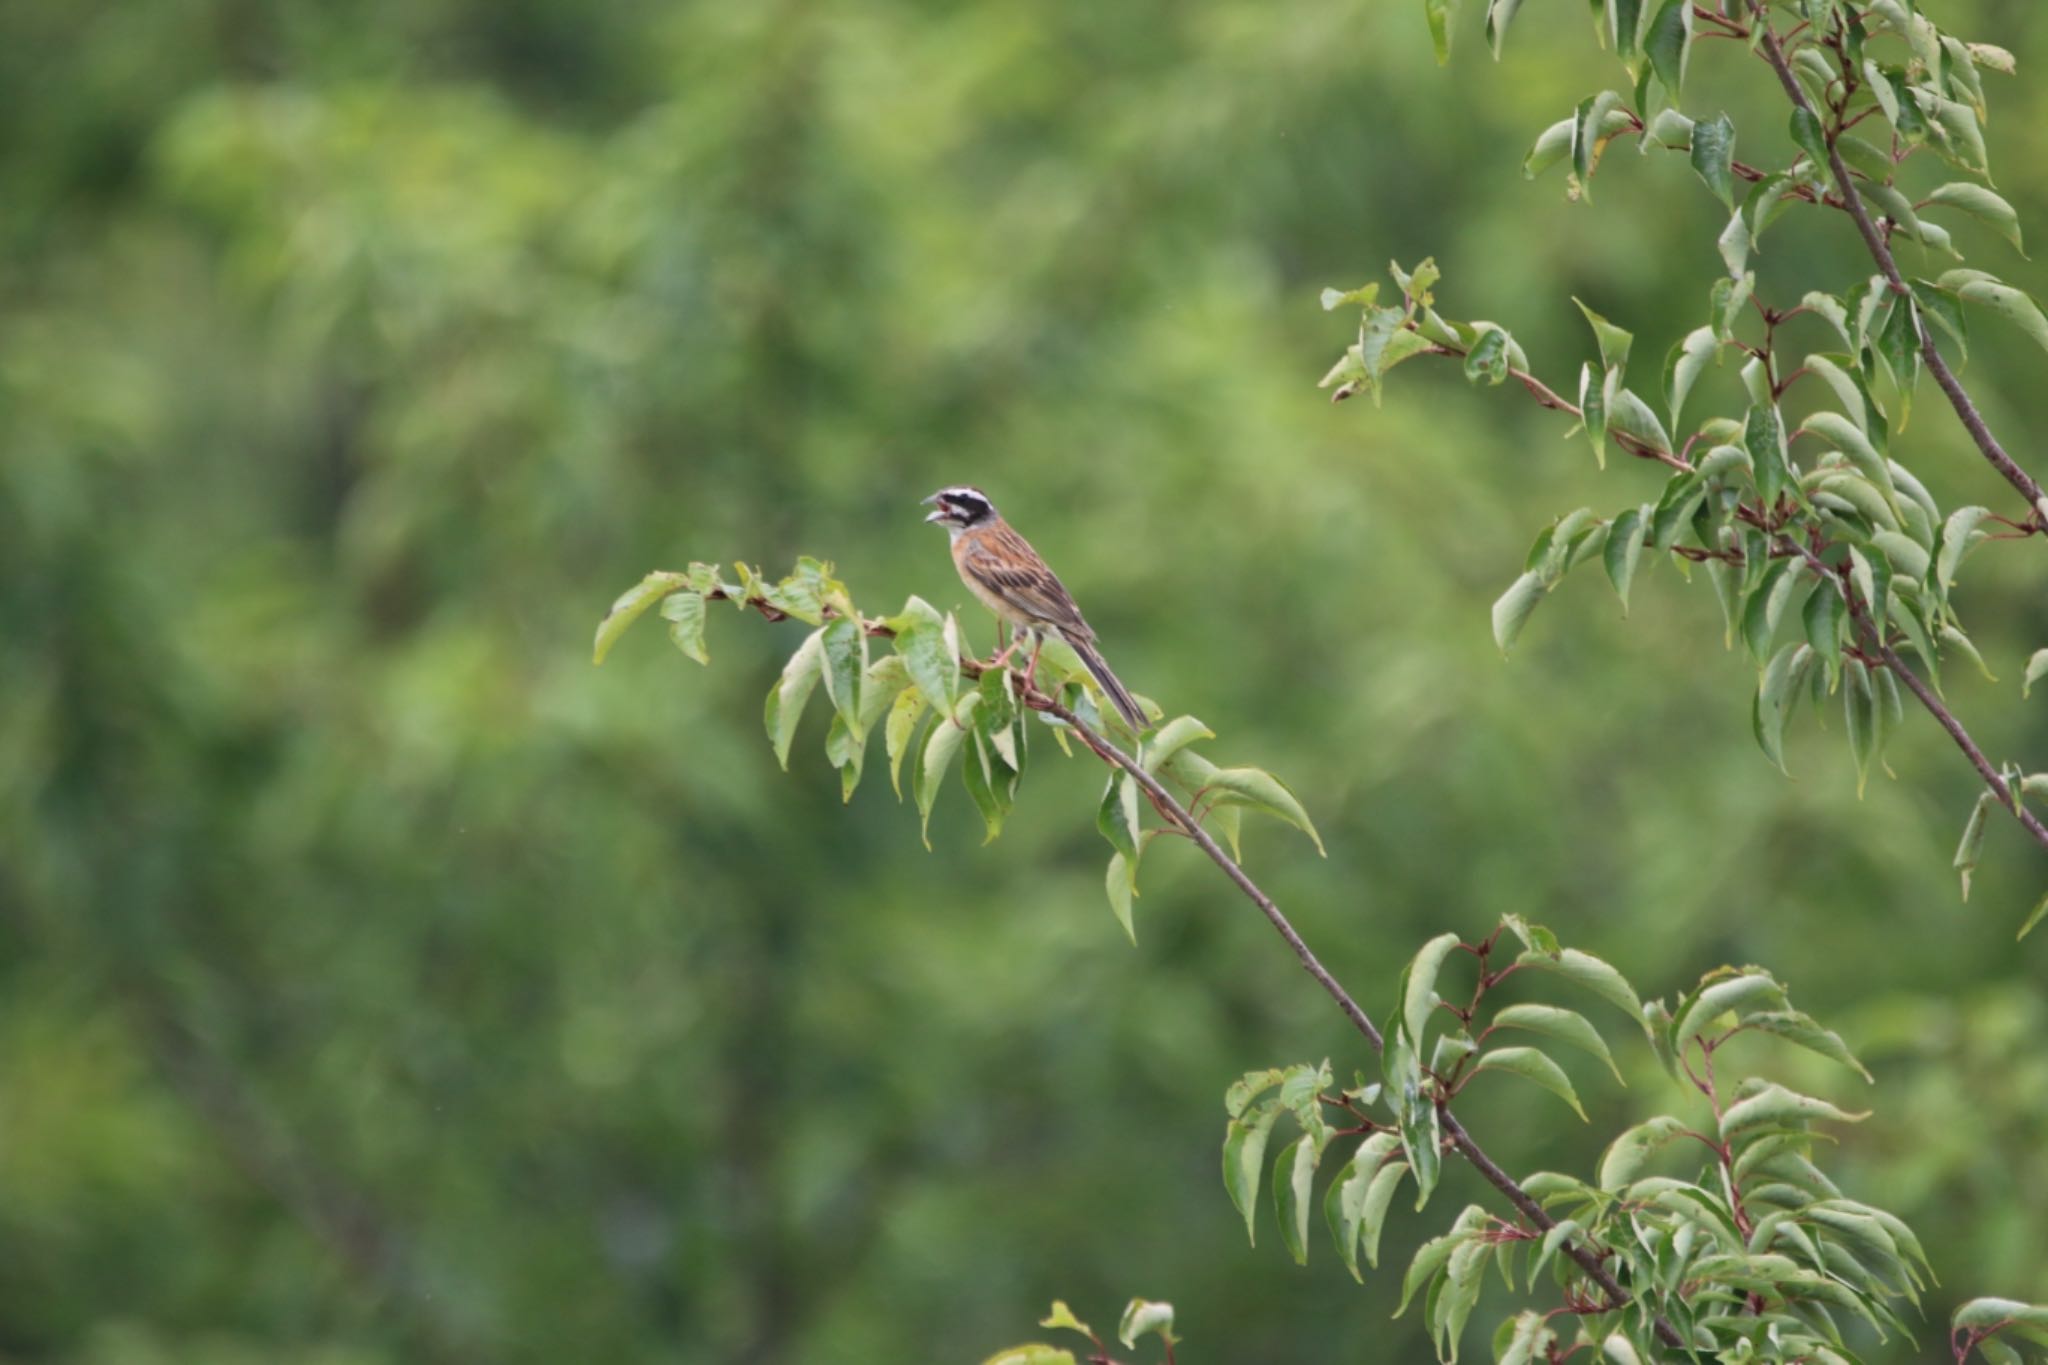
(922, 485, 1148, 732)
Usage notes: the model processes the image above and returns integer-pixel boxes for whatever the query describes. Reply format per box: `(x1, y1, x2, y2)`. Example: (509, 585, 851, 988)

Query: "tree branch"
(1746, 3, 2048, 518)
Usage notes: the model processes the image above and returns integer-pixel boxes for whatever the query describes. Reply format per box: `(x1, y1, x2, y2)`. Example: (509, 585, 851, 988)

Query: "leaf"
(659, 590, 710, 664)
(1274, 1133, 1326, 1266)
(1222, 1100, 1285, 1245)
(819, 616, 866, 734)
(1803, 410, 1900, 517)
(1937, 506, 1992, 591)
(1607, 388, 1672, 457)
(1396, 1232, 1461, 1319)
(1802, 579, 1845, 689)
(2027, 649, 2048, 699)
(1425, 0, 1459, 64)
(1575, 298, 1633, 378)
(1104, 852, 1138, 944)
(1405, 932, 1464, 1046)
(1941, 269, 2048, 357)
(1741, 560, 1804, 663)
(1744, 404, 1790, 509)
(1514, 947, 1645, 1027)
(1469, 1047, 1587, 1120)
(1663, 325, 1717, 432)
(1672, 972, 1787, 1048)
(891, 596, 960, 711)
(1924, 183, 2024, 254)
(1117, 1301, 1176, 1351)
(884, 688, 928, 797)
(1039, 1302, 1094, 1338)
(1743, 1011, 1874, 1082)
(1492, 1003, 1623, 1083)
(1643, 0, 1692, 94)
(2020, 891, 2048, 942)
(979, 1347, 1075, 1365)
(1603, 506, 1648, 613)
(1690, 112, 1736, 207)
(1097, 772, 1141, 861)
(1719, 1083, 1871, 1139)
(1202, 766, 1325, 854)
(593, 571, 689, 664)
(763, 629, 827, 770)
(1325, 1133, 1401, 1282)
(915, 692, 981, 845)
(1955, 791, 1994, 900)
(1523, 118, 1574, 179)
(1492, 572, 1548, 655)
(1753, 642, 1814, 774)
(1462, 326, 1510, 386)
(1484, 0, 1525, 58)
(1599, 1116, 1691, 1191)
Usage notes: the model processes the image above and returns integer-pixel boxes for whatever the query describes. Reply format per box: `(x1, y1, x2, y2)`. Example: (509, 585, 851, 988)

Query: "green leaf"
(1097, 772, 1141, 861)
(1954, 1299, 2048, 1351)
(1941, 269, 2048, 357)
(1753, 643, 1814, 774)
(1523, 118, 1574, 179)
(1690, 112, 1736, 207)
(819, 616, 867, 734)
(2026, 649, 2048, 699)
(1607, 388, 1672, 457)
(915, 692, 981, 844)
(1484, 0, 1525, 57)
(1405, 931, 1464, 1046)
(1491, 1003, 1623, 1083)
(1787, 106, 1828, 178)
(1116, 1300, 1176, 1351)
(1955, 790, 1994, 900)
(1802, 579, 1846, 690)
(1274, 1133, 1327, 1266)
(1425, 0, 1459, 64)
(1469, 1047, 1587, 1120)
(1462, 327, 1510, 385)
(1514, 947, 1645, 1027)
(1741, 560, 1804, 663)
(1104, 851, 1138, 943)
(594, 571, 689, 664)
(764, 628, 827, 770)
(1492, 572, 1548, 655)
(1038, 1301, 1093, 1339)
(1871, 529, 1931, 583)
(1845, 660, 1878, 797)
(1575, 298, 1633, 378)
(2019, 891, 2048, 941)
(1604, 505, 1648, 613)
(1663, 325, 1717, 432)
(1396, 1232, 1460, 1319)
(1140, 715, 1214, 777)
(1598, 1115, 1691, 1191)
(1222, 1099, 1285, 1246)
(1719, 1083, 1870, 1139)
(1802, 353, 1884, 444)
(1937, 506, 1992, 591)
(1744, 404, 1790, 509)
(658, 590, 710, 664)
(1803, 411, 1901, 517)
(979, 1347, 1075, 1365)
(884, 688, 928, 797)
(1202, 766, 1324, 854)
(1743, 1011, 1874, 1082)
(891, 595, 961, 711)
(1672, 971, 1787, 1049)
(1643, 0, 1692, 94)
(1572, 92, 1626, 192)
(1325, 1132, 1402, 1281)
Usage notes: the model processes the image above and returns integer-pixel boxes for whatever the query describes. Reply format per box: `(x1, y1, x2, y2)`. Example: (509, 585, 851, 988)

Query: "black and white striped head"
(922, 486, 997, 533)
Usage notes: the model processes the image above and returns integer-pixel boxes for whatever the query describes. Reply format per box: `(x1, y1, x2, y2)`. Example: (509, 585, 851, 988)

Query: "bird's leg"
(986, 622, 1019, 670)
(1021, 632, 1046, 692)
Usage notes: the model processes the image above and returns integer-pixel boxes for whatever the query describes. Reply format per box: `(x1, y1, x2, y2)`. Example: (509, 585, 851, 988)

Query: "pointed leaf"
(594, 571, 689, 664)
(1469, 1047, 1586, 1120)
(1491, 1003, 1623, 1083)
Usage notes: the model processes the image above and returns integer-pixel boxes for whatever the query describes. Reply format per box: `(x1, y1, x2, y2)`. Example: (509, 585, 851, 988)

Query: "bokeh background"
(6, 1, 2048, 1360)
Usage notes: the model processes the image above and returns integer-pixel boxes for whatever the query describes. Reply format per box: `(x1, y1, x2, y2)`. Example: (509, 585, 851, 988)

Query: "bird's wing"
(964, 526, 1094, 639)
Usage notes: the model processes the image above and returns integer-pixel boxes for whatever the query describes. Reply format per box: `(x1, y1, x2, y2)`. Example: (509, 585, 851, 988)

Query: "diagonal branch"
(1747, 4, 2048, 519)
(706, 580, 1683, 1345)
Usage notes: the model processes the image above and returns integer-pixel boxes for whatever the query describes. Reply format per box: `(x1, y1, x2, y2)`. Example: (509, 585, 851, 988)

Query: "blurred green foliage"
(4, 1, 2047, 1361)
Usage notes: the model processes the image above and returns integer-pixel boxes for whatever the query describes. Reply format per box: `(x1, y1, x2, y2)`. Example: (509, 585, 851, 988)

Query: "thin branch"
(1747, 4, 2048, 518)
(1415, 343, 1693, 473)
(703, 579, 1697, 1342)
(1784, 540, 2048, 856)
(1441, 1111, 1687, 1350)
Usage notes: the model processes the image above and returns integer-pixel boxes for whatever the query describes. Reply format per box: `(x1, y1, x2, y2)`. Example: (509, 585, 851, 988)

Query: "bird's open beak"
(924, 507, 948, 523)
(921, 492, 946, 523)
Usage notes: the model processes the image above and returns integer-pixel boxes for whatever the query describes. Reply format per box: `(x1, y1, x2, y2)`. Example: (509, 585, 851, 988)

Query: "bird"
(922, 485, 1148, 733)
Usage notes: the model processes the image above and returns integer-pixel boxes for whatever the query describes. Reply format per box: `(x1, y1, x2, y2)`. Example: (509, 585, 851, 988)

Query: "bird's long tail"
(1068, 637, 1147, 733)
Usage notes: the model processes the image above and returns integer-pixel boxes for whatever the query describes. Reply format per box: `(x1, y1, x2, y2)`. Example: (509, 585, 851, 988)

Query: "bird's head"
(922, 486, 997, 532)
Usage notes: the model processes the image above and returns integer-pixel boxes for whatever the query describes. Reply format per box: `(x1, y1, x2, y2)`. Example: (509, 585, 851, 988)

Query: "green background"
(5, 1, 2046, 1360)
